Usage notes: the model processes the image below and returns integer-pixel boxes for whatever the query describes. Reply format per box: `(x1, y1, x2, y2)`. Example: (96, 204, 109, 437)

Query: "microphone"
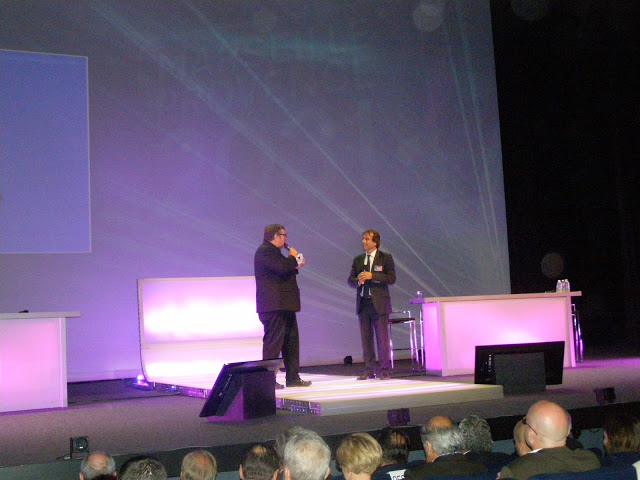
(285, 243, 304, 265)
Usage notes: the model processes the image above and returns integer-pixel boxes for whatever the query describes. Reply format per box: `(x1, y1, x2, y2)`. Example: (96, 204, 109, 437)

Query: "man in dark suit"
(348, 229, 396, 380)
(498, 400, 601, 480)
(254, 224, 311, 389)
(404, 416, 487, 480)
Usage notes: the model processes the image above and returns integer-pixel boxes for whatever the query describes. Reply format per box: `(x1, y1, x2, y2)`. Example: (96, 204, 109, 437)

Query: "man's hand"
(357, 271, 373, 284)
(288, 247, 298, 258)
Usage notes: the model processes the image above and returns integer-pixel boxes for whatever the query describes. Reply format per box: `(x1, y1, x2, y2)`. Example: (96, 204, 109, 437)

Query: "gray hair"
(284, 429, 330, 480)
(420, 420, 463, 456)
(459, 415, 494, 453)
(120, 457, 167, 480)
(276, 426, 306, 461)
(80, 452, 116, 479)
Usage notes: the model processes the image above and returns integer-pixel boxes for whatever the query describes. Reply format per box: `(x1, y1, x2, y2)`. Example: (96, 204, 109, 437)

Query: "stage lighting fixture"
(70, 436, 89, 458)
(387, 408, 410, 427)
(594, 387, 616, 405)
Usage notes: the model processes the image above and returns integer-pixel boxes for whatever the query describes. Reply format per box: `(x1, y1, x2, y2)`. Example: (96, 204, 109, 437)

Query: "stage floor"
(148, 369, 504, 417)
(273, 373, 503, 416)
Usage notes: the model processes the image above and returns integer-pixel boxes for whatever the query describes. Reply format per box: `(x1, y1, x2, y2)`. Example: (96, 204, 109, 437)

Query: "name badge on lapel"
(374, 265, 383, 272)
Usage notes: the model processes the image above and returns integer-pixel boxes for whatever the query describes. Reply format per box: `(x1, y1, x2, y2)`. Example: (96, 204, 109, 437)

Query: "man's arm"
(347, 257, 360, 289)
(257, 244, 298, 277)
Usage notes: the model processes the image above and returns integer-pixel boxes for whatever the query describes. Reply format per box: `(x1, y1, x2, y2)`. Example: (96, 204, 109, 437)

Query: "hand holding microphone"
(285, 243, 305, 268)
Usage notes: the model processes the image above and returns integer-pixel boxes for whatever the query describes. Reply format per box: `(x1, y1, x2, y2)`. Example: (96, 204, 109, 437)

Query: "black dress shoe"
(379, 371, 391, 380)
(357, 373, 375, 380)
(286, 378, 312, 387)
(275, 382, 285, 390)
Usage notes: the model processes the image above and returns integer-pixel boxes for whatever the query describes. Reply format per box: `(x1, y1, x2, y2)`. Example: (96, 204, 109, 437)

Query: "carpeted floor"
(2, 357, 640, 480)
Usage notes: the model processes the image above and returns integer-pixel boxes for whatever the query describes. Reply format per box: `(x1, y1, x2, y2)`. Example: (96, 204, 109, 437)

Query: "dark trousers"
(358, 298, 390, 374)
(258, 310, 300, 383)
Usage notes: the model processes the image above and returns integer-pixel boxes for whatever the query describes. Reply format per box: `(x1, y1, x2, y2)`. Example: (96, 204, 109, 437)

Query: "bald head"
(79, 452, 116, 480)
(420, 416, 463, 462)
(428, 416, 455, 429)
(525, 401, 571, 449)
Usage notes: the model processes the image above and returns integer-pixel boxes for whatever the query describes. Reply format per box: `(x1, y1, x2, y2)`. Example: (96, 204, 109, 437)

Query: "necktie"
(364, 254, 371, 298)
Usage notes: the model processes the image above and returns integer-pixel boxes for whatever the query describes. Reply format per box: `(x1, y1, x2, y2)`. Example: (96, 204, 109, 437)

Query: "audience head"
(276, 426, 305, 465)
(180, 450, 217, 480)
(420, 416, 463, 462)
(603, 413, 640, 454)
(119, 456, 167, 480)
(336, 433, 383, 477)
(240, 444, 280, 480)
(523, 400, 571, 450)
(283, 428, 331, 480)
(459, 415, 494, 453)
(513, 419, 532, 456)
(377, 428, 410, 466)
(79, 452, 116, 480)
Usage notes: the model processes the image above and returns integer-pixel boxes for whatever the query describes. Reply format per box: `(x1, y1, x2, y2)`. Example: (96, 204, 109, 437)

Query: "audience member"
(498, 400, 600, 480)
(512, 419, 532, 457)
(276, 426, 306, 465)
(79, 452, 116, 480)
(601, 413, 640, 467)
(180, 450, 217, 480)
(283, 428, 331, 480)
(336, 433, 383, 480)
(459, 415, 511, 471)
(240, 444, 280, 480)
(119, 456, 167, 480)
(372, 428, 411, 480)
(404, 416, 487, 480)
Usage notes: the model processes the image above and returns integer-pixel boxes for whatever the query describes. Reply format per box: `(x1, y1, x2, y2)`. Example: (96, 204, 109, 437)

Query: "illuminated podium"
(0, 312, 79, 412)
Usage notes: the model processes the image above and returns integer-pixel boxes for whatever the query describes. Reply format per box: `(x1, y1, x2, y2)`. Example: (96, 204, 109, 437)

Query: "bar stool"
(387, 310, 419, 371)
(572, 303, 584, 363)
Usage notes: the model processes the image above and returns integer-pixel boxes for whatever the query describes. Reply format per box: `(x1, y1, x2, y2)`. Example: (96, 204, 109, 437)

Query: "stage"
(2, 356, 640, 480)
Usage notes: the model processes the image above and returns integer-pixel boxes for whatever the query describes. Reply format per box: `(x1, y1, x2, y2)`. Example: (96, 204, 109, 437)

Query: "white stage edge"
(154, 372, 504, 417)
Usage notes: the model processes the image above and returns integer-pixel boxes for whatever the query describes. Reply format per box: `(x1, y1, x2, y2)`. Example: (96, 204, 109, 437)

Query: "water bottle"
(556, 280, 562, 292)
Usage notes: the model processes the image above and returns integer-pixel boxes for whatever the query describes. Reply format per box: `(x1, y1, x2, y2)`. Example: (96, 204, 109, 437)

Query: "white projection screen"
(0, 49, 90, 253)
(0, 1, 510, 381)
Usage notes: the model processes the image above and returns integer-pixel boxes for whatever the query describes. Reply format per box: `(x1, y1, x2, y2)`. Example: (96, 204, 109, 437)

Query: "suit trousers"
(258, 310, 300, 382)
(358, 298, 390, 374)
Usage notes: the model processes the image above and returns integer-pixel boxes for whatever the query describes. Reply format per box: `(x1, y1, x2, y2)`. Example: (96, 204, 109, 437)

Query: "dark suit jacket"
(348, 250, 396, 315)
(404, 453, 488, 480)
(254, 241, 300, 313)
(499, 446, 601, 480)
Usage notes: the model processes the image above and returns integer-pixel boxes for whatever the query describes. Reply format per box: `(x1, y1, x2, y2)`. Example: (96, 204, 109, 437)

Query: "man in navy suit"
(254, 224, 311, 389)
(348, 229, 396, 380)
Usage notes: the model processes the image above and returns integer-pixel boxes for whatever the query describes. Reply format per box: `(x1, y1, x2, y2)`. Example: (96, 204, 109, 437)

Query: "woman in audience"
(337, 433, 383, 480)
(602, 413, 640, 467)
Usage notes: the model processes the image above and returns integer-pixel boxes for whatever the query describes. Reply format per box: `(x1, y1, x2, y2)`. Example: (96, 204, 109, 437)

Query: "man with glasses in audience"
(254, 224, 311, 389)
(498, 400, 600, 480)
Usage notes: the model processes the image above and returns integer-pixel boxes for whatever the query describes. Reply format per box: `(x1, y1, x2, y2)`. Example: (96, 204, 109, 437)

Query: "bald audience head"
(523, 400, 571, 450)
(513, 419, 532, 456)
(420, 416, 463, 462)
(79, 452, 116, 480)
(180, 450, 217, 480)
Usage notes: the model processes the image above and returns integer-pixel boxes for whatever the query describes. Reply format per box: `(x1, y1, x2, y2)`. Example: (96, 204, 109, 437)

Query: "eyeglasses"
(522, 416, 538, 436)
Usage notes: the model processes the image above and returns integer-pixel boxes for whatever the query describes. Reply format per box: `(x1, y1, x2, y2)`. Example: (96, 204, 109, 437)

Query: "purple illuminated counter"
(410, 292, 581, 376)
(0, 311, 79, 412)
